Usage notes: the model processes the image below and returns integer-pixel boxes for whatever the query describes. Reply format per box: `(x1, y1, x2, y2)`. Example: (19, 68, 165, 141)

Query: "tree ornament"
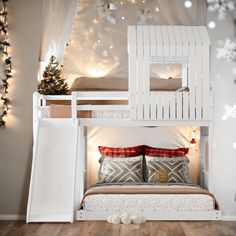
(96, 0, 117, 24)
(137, 7, 152, 25)
(217, 38, 236, 62)
(207, 0, 235, 20)
(38, 56, 69, 95)
(222, 104, 236, 120)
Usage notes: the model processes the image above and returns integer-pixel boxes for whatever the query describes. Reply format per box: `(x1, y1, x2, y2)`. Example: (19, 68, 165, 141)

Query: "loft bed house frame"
(27, 26, 221, 223)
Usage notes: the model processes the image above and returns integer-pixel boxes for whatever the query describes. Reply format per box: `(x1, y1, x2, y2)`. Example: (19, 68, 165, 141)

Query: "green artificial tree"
(38, 55, 69, 95)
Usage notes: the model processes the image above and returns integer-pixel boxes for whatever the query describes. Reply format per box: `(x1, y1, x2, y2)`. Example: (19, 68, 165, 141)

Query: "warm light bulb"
(233, 142, 236, 149)
(93, 18, 98, 24)
(121, 16, 125, 20)
(208, 21, 216, 29)
(110, 45, 113, 49)
(120, 1, 124, 5)
(155, 7, 159, 12)
(142, 0, 146, 3)
(184, 0, 192, 8)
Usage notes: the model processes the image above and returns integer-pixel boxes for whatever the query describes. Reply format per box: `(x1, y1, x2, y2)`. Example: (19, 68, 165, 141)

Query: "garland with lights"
(0, 0, 11, 127)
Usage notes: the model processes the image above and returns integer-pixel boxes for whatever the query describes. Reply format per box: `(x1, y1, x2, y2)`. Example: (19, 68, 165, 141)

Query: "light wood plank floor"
(0, 221, 236, 236)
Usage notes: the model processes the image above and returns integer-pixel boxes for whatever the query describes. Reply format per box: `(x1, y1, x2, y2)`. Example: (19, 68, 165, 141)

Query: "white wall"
(208, 11, 236, 218)
(0, 1, 236, 218)
(0, 0, 41, 215)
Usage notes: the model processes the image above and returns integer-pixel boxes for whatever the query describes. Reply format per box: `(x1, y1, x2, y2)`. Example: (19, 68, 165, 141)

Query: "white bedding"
(83, 185, 215, 212)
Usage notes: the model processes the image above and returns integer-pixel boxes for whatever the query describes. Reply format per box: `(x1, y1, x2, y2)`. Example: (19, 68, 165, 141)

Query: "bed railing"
(34, 89, 212, 123)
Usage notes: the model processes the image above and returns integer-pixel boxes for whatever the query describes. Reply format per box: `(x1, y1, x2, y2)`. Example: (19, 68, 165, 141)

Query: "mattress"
(70, 77, 182, 92)
(82, 184, 216, 212)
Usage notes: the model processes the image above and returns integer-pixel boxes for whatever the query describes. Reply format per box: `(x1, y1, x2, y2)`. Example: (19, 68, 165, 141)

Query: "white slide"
(27, 119, 78, 223)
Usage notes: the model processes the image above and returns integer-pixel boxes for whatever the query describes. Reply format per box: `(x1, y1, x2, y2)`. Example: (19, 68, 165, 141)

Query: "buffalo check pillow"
(98, 156, 144, 183)
(144, 146, 189, 157)
(146, 156, 191, 183)
(98, 145, 144, 157)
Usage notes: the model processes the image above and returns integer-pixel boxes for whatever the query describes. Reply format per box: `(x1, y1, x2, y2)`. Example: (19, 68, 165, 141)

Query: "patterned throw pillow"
(144, 146, 189, 157)
(98, 156, 143, 183)
(146, 156, 191, 183)
(98, 145, 144, 157)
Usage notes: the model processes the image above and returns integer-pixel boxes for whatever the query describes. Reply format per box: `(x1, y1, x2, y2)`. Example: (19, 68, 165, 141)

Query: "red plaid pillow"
(144, 146, 189, 157)
(98, 145, 144, 157)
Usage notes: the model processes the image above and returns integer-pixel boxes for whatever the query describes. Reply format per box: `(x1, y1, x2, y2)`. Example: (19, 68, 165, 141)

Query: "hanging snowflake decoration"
(137, 7, 152, 25)
(222, 104, 236, 120)
(207, 0, 235, 20)
(96, 0, 117, 24)
(217, 38, 236, 62)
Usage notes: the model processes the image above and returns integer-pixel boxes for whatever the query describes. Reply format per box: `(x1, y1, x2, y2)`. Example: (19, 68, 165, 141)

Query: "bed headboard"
(86, 126, 200, 187)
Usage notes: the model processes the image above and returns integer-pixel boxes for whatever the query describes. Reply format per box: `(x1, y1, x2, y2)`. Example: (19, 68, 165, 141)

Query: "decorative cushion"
(98, 156, 143, 183)
(146, 156, 191, 183)
(144, 146, 189, 157)
(98, 145, 144, 157)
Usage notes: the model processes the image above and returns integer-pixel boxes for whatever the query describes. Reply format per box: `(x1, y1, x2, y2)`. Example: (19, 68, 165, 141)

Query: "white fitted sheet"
(83, 185, 215, 212)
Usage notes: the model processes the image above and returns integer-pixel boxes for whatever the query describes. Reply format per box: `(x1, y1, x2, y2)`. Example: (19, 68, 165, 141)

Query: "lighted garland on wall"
(0, 0, 11, 127)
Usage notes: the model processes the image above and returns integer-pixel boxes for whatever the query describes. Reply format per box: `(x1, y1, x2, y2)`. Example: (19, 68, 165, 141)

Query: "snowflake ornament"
(217, 38, 236, 62)
(222, 104, 236, 120)
(96, 0, 117, 24)
(137, 7, 152, 25)
(207, 0, 235, 20)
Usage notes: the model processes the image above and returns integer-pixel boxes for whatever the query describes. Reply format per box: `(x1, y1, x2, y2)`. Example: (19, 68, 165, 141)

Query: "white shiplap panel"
(167, 26, 176, 57)
(143, 26, 150, 57)
(149, 25, 156, 57)
(202, 45, 210, 119)
(179, 26, 189, 56)
(174, 26, 182, 56)
(169, 92, 176, 119)
(193, 27, 202, 119)
(143, 58, 150, 119)
(155, 26, 163, 56)
(198, 26, 211, 45)
(198, 27, 210, 120)
(161, 26, 169, 56)
(157, 93, 163, 119)
(150, 93, 157, 120)
(143, 26, 151, 119)
(186, 27, 196, 119)
(163, 93, 170, 120)
(137, 26, 144, 120)
(176, 92, 182, 119)
(128, 26, 137, 119)
(183, 92, 189, 119)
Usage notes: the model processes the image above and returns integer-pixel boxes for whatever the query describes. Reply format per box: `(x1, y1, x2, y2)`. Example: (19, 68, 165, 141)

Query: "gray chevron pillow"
(146, 156, 191, 183)
(98, 156, 143, 183)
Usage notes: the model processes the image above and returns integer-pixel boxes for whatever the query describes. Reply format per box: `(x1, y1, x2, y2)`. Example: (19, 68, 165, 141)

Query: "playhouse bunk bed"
(27, 26, 221, 223)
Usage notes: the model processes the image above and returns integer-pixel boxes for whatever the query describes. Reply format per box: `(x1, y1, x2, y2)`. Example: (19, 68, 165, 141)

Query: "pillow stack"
(97, 145, 191, 184)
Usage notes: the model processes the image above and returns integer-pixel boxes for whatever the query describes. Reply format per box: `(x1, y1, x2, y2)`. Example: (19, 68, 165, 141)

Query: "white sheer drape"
(38, 0, 79, 79)
(157, 0, 206, 26)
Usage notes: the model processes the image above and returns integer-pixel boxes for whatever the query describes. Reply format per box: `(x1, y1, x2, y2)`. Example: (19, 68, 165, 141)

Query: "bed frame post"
(33, 92, 40, 141)
(74, 126, 86, 216)
(208, 122, 214, 193)
(71, 92, 77, 122)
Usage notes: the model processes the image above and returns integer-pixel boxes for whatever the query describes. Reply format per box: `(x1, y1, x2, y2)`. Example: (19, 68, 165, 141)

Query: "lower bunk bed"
(76, 143, 221, 221)
(77, 183, 220, 221)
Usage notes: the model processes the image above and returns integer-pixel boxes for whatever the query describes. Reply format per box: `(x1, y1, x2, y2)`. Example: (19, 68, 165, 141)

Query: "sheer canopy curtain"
(38, 0, 79, 79)
(157, 0, 206, 25)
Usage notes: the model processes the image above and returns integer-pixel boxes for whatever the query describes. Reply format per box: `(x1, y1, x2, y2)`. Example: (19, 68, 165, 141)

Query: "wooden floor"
(0, 221, 236, 236)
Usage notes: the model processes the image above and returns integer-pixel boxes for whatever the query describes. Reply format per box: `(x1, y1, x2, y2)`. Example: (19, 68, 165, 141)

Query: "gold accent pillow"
(154, 169, 168, 183)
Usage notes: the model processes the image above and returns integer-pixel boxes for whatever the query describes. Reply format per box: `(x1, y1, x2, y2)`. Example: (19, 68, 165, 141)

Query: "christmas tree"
(38, 55, 69, 95)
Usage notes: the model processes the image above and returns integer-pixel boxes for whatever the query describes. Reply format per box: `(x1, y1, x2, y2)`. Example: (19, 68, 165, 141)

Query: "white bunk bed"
(27, 26, 221, 223)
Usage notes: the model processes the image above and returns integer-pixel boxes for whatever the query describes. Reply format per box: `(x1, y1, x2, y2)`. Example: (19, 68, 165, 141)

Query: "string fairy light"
(0, 0, 11, 127)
